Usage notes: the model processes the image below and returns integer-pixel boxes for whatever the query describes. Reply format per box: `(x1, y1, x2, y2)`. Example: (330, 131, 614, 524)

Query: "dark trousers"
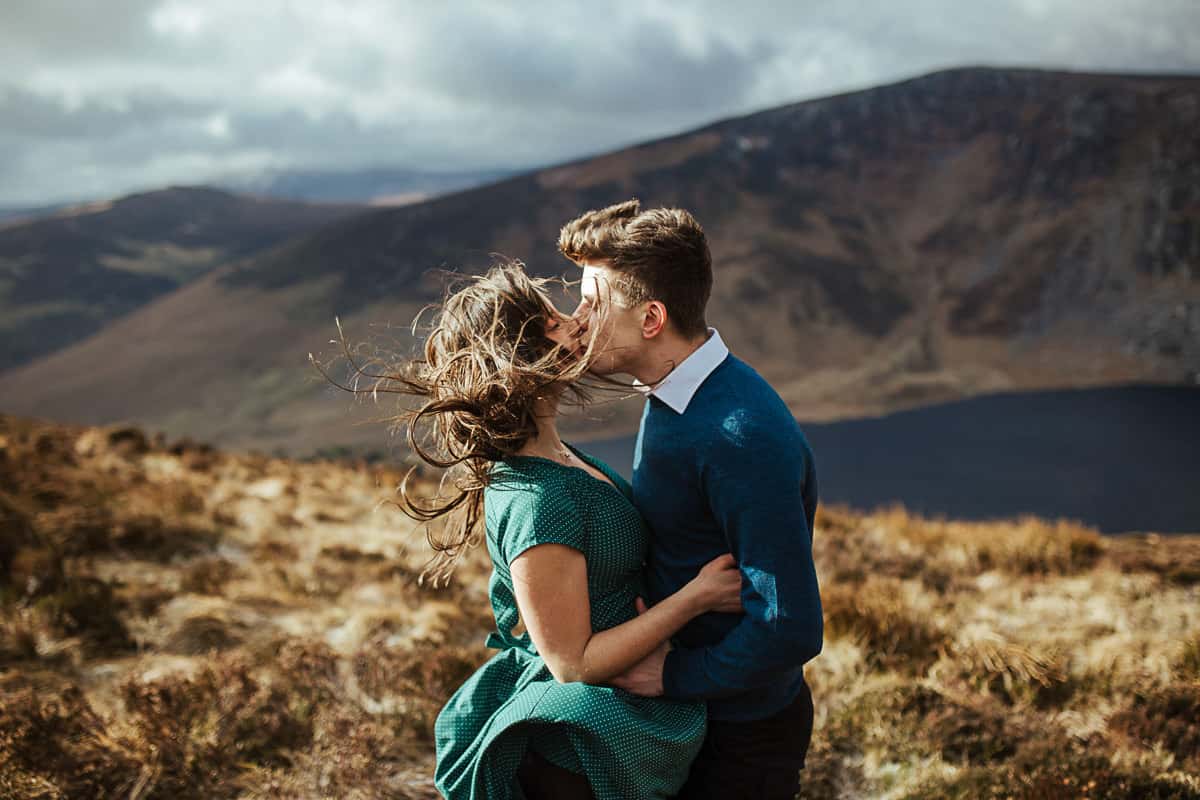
(517, 748, 596, 800)
(676, 680, 814, 800)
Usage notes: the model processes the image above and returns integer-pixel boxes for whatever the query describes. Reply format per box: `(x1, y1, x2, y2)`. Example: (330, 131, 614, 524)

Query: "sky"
(2, 0, 1199, 207)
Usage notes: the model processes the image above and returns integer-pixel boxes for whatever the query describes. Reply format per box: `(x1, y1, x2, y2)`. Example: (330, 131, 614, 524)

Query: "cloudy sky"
(3, 0, 1198, 206)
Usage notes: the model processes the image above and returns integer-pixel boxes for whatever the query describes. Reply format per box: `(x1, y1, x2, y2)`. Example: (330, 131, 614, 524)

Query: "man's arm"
(660, 418, 823, 699)
(510, 546, 742, 686)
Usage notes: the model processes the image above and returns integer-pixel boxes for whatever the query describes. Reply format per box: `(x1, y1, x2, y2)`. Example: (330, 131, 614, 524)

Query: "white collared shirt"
(632, 328, 729, 414)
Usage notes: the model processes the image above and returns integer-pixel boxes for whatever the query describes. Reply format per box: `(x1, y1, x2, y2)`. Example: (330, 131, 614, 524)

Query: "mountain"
(0, 186, 362, 373)
(0, 202, 67, 226)
(0, 67, 1197, 458)
(216, 166, 520, 205)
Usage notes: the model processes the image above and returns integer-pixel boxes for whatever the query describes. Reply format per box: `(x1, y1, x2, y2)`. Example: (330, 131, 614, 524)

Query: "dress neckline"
(502, 442, 624, 499)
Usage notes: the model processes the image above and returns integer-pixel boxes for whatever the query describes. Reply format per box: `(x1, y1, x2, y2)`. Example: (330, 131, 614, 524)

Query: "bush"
(33, 576, 135, 655)
(179, 557, 237, 595)
(0, 612, 39, 664)
(1109, 683, 1200, 769)
(0, 685, 141, 798)
(109, 513, 218, 562)
(164, 615, 244, 655)
(822, 682, 1019, 765)
(934, 637, 1070, 707)
(901, 736, 1200, 800)
(1178, 636, 1200, 680)
(1110, 535, 1200, 586)
(119, 655, 314, 795)
(352, 641, 487, 738)
(822, 576, 948, 673)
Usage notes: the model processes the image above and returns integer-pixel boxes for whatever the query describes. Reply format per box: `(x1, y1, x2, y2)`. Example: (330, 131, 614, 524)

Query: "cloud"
(0, 0, 1197, 205)
(0, 86, 209, 140)
(1, 0, 161, 61)
(405, 12, 774, 115)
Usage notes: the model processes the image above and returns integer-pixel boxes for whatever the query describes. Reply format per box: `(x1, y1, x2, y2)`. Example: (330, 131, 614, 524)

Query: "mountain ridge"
(0, 186, 363, 373)
(0, 66, 1196, 458)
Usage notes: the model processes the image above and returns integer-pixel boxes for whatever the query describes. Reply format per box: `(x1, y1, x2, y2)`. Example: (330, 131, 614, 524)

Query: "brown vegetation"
(1, 412, 1198, 798)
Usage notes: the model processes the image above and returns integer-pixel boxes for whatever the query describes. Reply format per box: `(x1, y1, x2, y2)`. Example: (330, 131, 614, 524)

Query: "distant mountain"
(0, 186, 362, 373)
(217, 166, 520, 205)
(0, 202, 67, 226)
(0, 67, 1197, 459)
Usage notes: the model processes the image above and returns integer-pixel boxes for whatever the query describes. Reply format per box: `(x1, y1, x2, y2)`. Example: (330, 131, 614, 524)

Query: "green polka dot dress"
(433, 443, 707, 799)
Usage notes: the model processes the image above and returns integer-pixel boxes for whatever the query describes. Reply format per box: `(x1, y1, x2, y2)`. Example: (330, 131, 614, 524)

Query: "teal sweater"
(633, 353, 823, 722)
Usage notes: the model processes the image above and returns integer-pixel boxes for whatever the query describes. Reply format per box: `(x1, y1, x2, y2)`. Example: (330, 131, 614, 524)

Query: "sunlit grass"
(2, 413, 1197, 799)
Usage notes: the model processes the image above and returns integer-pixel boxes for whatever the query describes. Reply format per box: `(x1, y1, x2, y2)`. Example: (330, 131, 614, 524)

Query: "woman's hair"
(312, 258, 618, 586)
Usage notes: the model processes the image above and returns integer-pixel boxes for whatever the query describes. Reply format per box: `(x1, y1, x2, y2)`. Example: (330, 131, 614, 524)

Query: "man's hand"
(609, 597, 667, 696)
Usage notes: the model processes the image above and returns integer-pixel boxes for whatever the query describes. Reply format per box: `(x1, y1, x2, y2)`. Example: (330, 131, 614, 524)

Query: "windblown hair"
(558, 198, 713, 338)
(312, 259, 616, 586)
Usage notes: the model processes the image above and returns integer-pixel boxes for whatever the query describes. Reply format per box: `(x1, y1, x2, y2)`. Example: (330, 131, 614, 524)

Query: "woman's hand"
(685, 553, 744, 614)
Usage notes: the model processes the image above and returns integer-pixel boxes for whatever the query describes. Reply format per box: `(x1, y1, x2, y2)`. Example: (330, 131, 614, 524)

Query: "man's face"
(573, 262, 648, 376)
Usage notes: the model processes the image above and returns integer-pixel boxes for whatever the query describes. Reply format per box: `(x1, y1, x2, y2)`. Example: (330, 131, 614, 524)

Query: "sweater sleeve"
(661, 411, 823, 699)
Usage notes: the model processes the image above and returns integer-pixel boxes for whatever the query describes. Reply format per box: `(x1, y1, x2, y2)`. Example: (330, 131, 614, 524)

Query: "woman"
(372, 261, 743, 799)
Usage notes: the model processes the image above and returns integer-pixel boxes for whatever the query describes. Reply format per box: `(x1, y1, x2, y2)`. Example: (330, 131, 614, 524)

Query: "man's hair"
(557, 198, 712, 338)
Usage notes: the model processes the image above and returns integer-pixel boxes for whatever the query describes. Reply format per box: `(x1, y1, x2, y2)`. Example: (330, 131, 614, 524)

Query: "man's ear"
(642, 301, 667, 339)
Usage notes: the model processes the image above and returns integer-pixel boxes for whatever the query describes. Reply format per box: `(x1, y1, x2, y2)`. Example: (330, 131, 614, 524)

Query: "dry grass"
(2, 413, 1198, 799)
(806, 503, 1200, 799)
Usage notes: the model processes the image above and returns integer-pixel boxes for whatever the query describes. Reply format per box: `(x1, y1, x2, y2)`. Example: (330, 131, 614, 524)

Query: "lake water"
(575, 385, 1200, 534)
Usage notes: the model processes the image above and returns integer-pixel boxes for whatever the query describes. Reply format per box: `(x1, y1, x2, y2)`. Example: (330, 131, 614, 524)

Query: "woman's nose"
(572, 299, 593, 331)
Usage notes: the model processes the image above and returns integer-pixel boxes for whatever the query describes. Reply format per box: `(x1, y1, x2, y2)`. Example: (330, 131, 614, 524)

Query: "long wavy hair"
(311, 259, 623, 586)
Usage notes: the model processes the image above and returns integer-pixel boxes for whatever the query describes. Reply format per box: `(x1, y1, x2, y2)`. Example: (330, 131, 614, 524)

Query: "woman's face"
(538, 290, 590, 360)
(542, 308, 579, 351)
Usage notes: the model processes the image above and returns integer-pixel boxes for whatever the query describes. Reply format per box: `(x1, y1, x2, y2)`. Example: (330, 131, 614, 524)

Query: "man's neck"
(629, 330, 710, 387)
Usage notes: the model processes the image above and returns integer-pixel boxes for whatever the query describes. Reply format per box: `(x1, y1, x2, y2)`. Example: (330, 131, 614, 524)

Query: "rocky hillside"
(0, 187, 361, 373)
(0, 67, 1197, 457)
(1, 411, 1197, 798)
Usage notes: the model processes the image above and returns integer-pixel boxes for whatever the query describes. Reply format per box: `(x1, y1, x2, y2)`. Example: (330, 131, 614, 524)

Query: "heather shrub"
(901, 736, 1200, 800)
(33, 576, 135, 655)
(1178, 635, 1200, 680)
(1110, 535, 1200, 586)
(118, 656, 314, 796)
(0, 685, 141, 799)
(179, 556, 238, 595)
(1108, 682, 1200, 769)
(822, 576, 949, 673)
(932, 636, 1070, 706)
(822, 682, 1020, 765)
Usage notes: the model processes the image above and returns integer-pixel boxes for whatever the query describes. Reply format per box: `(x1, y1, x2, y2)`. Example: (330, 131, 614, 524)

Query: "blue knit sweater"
(633, 352, 823, 722)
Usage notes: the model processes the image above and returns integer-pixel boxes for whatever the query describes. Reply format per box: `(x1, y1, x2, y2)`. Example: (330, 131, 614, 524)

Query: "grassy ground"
(1, 412, 1197, 799)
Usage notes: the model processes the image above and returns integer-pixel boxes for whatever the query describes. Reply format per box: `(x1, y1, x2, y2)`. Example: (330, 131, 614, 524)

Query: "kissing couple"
(386, 199, 823, 799)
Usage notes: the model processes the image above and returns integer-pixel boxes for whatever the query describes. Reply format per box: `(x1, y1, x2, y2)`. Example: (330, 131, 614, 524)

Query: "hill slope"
(217, 165, 519, 204)
(0, 67, 1197, 457)
(0, 186, 362, 373)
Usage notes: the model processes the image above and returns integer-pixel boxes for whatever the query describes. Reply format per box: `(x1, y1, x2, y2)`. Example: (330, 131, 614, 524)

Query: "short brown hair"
(558, 198, 712, 338)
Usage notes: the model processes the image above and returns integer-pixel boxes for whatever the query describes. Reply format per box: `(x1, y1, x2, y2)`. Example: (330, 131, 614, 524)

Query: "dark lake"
(575, 385, 1200, 535)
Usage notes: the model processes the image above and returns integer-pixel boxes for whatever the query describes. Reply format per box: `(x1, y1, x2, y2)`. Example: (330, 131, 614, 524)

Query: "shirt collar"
(632, 328, 729, 414)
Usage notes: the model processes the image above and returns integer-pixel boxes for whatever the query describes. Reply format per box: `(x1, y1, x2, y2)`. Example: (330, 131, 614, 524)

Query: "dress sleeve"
(498, 476, 588, 566)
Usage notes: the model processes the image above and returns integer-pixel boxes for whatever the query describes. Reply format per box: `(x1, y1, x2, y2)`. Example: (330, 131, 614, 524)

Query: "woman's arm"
(510, 544, 741, 685)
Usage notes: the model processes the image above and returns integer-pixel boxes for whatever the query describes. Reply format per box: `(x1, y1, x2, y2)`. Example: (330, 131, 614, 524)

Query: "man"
(557, 199, 824, 799)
